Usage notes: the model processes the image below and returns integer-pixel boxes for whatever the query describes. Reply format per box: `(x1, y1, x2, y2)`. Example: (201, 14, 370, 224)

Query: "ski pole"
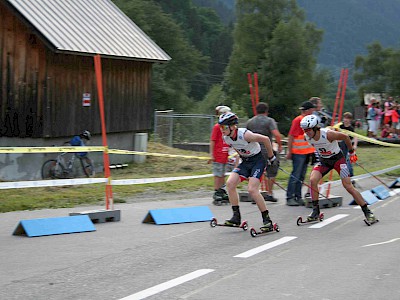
(355, 162, 390, 189)
(278, 166, 333, 201)
(273, 180, 287, 192)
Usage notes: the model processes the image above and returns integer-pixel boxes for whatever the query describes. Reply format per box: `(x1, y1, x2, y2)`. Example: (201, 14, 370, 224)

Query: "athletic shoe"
(264, 194, 278, 202)
(286, 198, 299, 206)
(224, 213, 241, 226)
(260, 220, 273, 232)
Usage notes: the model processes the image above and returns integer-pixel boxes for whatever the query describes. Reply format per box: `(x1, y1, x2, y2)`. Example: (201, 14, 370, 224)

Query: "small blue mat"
(142, 206, 213, 225)
(13, 215, 96, 237)
(371, 185, 391, 200)
(349, 190, 379, 205)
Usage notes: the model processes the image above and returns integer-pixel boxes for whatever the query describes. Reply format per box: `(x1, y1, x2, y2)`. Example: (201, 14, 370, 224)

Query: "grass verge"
(1, 143, 399, 213)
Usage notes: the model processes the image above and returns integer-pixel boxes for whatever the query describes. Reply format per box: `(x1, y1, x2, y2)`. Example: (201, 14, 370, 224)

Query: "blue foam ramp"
(389, 177, 400, 189)
(13, 215, 96, 237)
(142, 206, 213, 225)
(371, 185, 391, 200)
(349, 190, 379, 205)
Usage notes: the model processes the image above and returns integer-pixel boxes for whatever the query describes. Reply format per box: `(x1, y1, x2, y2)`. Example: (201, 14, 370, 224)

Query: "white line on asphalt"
(308, 214, 349, 228)
(362, 238, 400, 248)
(118, 269, 215, 300)
(234, 236, 297, 258)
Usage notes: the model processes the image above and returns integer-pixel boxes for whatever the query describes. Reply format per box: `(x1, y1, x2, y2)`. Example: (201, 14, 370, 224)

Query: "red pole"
(338, 68, 348, 122)
(254, 72, 259, 106)
(94, 54, 113, 210)
(331, 68, 344, 126)
(247, 73, 257, 116)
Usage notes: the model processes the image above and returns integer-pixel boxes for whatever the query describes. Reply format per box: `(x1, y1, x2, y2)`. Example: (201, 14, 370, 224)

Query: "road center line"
(308, 214, 349, 228)
(119, 269, 215, 300)
(234, 236, 297, 258)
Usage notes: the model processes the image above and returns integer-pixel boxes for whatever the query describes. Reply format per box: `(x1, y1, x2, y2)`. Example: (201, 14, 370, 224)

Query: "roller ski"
(363, 208, 379, 226)
(210, 218, 248, 231)
(297, 200, 324, 226)
(296, 212, 324, 226)
(250, 222, 280, 237)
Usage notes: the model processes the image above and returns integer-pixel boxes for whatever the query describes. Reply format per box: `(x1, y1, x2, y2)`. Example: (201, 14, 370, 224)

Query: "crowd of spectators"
(366, 96, 399, 138)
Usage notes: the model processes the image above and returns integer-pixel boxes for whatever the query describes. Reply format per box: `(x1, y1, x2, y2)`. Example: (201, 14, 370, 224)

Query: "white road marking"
(119, 269, 215, 300)
(362, 238, 400, 248)
(308, 214, 349, 228)
(234, 236, 297, 258)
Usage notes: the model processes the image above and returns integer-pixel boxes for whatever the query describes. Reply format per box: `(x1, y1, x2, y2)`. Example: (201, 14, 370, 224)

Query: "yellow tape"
(0, 146, 105, 154)
(329, 124, 400, 148)
(108, 148, 210, 160)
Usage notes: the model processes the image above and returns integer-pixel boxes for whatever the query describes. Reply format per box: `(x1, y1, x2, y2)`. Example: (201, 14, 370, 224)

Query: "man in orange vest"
(286, 101, 316, 206)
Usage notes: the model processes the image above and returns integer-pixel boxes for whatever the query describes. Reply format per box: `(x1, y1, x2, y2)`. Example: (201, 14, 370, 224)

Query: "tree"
(113, 0, 205, 111)
(225, 0, 325, 125)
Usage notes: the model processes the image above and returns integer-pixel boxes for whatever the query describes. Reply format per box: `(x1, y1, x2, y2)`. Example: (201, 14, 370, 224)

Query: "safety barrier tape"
(331, 123, 400, 148)
(0, 146, 105, 153)
(0, 178, 108, 189)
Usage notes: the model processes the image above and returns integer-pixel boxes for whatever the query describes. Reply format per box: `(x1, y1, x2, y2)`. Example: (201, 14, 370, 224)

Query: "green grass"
(1, 143, 399, 213)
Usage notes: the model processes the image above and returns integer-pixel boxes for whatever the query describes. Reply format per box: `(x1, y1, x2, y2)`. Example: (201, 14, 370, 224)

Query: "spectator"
(69, 130, 91, 157)
(209, 105, 231, 205)
(381, 124, 391, 138)
(286, 101, 316, 206)
(366, 102, 378, 138)
(339, 112, 358, 177)
(309, 97, 328, 127)
(246, 102, 282, 203)
(383, 96, 394, 125)
(391, 103, 399, 138)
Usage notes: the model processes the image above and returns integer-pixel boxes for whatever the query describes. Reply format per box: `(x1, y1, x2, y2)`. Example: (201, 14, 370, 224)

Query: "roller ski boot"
(210, 208, 248, 230)
(362, 206, 379, 226)
(212, 188, 229, 206)
(297, 203, 324, 226)
(250, 211, 280, 237)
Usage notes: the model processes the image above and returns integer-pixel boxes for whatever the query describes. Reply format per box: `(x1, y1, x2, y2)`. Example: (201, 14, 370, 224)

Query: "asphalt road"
(1, 178, 399, 300)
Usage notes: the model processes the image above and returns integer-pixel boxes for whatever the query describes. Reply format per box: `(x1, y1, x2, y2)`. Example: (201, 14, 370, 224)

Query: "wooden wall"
(0, 1, 153, 139)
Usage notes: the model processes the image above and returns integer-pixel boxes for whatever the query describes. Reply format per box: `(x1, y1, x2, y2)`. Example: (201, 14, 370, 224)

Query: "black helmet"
(80, 130, 91, 140)
(218, 112, 238, 126)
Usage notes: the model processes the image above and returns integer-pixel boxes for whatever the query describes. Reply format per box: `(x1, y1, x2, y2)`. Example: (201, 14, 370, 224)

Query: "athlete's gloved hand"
(349, 150, 358, 164)
(268, 155, 277, 166)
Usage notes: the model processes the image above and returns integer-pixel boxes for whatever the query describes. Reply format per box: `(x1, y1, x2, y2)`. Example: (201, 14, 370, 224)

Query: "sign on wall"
(82, 93, 91, 107)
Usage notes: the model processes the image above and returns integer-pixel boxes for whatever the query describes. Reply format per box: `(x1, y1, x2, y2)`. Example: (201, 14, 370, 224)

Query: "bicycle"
(41, 152, 95, 179)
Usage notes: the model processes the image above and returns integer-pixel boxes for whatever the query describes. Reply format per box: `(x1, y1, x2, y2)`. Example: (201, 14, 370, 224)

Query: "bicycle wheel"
(79, 157, 95, 177)
(41, 159, 64, 179)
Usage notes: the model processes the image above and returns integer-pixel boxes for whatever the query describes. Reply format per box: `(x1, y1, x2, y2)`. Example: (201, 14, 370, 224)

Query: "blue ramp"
(13, 215, 96, 237)
(371, 185, 391, 200)
(349, 190, 379, 205)
(142, 206, 213, 225)
(389, 177, 400, 189)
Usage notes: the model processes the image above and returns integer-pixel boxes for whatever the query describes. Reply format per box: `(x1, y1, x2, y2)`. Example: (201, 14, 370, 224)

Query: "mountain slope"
(297, 0, 400, 67)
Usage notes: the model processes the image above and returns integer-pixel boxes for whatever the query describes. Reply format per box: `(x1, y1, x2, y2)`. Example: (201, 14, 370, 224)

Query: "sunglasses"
(219, 124, 230, 130)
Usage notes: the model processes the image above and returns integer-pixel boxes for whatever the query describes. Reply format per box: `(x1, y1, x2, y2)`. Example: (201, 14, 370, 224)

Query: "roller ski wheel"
(210, 218, 248, 231)
(364, 218, 379, 226)
(296, 212, 324, 226)
(249, 223, 279, 237)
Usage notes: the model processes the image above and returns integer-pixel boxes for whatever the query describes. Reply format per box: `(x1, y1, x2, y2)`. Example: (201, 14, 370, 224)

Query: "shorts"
(212, 162, 226, 177)
(367, 120, 377, 133)
(233, 152, 266, 182)
(312, 153, 350, 179)
(265, 152, 280, 178)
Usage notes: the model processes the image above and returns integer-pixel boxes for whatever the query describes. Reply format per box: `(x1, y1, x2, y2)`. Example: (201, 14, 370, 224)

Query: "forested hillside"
(297, 0, 400, 68)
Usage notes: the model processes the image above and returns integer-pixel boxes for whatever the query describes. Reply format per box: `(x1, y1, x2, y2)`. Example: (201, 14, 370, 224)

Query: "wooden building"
(0, 0, 170, 139)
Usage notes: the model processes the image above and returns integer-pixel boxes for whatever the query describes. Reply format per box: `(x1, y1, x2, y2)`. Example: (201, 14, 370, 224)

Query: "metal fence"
(153, 110, 215, 146)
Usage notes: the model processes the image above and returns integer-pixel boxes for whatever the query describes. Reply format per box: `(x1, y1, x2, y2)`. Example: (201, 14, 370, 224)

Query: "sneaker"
(264, 195, 278, 202)
(224, 213, 241, 226)
(364, 211, 376, 222)
(286, 198, 299, 206)
(295, 197, 305, 206)
(260, 220, 273, 232)
(213, 190, 224, 201)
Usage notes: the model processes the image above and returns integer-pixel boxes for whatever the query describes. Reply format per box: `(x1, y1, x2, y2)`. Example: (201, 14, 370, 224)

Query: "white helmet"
(300, 115, 319, 129)
(215, 105, 231, 115)
(218, 112, 238, 126)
